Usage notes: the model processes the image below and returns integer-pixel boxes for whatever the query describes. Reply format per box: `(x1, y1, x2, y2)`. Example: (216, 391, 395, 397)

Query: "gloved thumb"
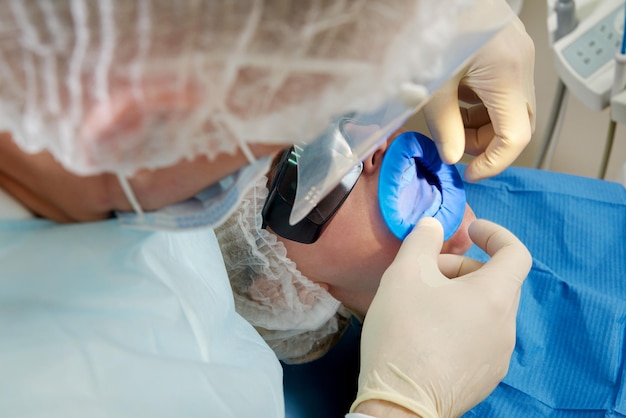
(388, 217, 446, 279)
(402, 216, 444, 254)
(466, 219, 532, 287)
(421, 78, 466, 165)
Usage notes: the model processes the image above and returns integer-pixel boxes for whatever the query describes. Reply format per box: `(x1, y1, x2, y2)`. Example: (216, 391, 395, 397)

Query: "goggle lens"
(262, 146, 363, 244)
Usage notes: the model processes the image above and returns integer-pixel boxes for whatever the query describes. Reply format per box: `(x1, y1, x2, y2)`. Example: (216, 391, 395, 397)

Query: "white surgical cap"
(0, 0, 497, 176)
(216, 176, 352, 364)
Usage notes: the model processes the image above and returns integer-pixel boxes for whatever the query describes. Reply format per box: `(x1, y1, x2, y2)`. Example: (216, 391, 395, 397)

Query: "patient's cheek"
(441, 204, 475, 255)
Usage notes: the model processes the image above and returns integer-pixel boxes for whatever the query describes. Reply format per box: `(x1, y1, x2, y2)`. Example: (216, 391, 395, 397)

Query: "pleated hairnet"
(216, 176, 352, 364)
(0, 0, 475, 176)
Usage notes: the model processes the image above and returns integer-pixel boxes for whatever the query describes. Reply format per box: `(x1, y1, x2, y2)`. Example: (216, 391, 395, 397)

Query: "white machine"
(541, 0, 626, 179)
(550, 0, 625, 111)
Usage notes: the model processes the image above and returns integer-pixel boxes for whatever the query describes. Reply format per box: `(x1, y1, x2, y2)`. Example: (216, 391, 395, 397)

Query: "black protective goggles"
(262, 146, 363, 244)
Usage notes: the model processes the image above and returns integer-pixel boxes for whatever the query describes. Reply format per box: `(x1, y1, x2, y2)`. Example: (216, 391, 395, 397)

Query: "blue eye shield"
(378, 131, 466, 241)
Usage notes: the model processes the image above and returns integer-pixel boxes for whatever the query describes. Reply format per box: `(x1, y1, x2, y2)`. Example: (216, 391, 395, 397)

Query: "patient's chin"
(441, 204, 475, 255)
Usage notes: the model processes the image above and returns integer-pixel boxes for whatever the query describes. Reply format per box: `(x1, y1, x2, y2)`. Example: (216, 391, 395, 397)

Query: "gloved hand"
(351, 217, 532, 418)
(422, 14, 536, 182)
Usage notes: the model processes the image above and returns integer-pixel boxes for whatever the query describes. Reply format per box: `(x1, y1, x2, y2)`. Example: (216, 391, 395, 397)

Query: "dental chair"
(282, 165, 626, 418)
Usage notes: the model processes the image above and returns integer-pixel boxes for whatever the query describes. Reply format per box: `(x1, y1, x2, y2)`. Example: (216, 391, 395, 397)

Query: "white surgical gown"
(0, 197, 284, 418)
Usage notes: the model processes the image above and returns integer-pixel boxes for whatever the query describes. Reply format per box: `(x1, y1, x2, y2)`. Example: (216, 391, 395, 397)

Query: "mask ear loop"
(116, 174, 144, 217)
(115, 137, 255, 218)
(237, 136, 257, 165)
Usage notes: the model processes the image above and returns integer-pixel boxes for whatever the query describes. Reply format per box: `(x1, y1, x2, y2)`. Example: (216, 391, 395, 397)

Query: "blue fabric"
(459, 166, 626, 418)
(283, 166, 626, 418)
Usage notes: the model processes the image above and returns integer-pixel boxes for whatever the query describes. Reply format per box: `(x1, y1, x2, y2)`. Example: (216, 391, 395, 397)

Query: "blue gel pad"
(378, 131, 465, 241)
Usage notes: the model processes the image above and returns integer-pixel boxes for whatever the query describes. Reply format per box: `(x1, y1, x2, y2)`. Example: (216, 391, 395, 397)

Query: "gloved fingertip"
(395, 217, 444, 265)
(411, 217, 444, 244)
(435, 140, 464, 165)
(402, 217, 443, 247)
(467, 219, 532, 284)
(416, 216, 443, 230)
(465, 155, 504, 183)
(527, 102, 537, 133)
(467, 218, 492, 237)
(461, 164, 481, 183)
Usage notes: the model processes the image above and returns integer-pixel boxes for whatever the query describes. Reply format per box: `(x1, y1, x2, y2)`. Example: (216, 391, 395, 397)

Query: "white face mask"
(115, 155, 271, 231)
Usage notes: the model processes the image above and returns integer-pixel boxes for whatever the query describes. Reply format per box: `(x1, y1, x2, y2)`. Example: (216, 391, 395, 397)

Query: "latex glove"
(422, 14, 536, 182)
(351, 217, 532, 418)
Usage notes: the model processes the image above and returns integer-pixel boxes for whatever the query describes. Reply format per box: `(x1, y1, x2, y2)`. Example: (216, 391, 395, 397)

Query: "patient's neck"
(326, 284, 373, 320)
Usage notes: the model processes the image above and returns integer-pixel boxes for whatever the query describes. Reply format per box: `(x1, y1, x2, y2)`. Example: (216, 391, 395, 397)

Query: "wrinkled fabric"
(0, 218, 284, 418)
(0, 0, 482, 176)
(461, 166, 626, 418)
(215, 176, 352, 364)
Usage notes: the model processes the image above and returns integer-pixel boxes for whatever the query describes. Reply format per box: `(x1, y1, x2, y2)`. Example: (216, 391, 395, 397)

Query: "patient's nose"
(441, 203, 476, 255)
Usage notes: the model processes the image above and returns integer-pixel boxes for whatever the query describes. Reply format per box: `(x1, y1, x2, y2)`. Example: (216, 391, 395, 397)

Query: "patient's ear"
(363, 128, 405, 175)
(363, 140, 389, 175)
